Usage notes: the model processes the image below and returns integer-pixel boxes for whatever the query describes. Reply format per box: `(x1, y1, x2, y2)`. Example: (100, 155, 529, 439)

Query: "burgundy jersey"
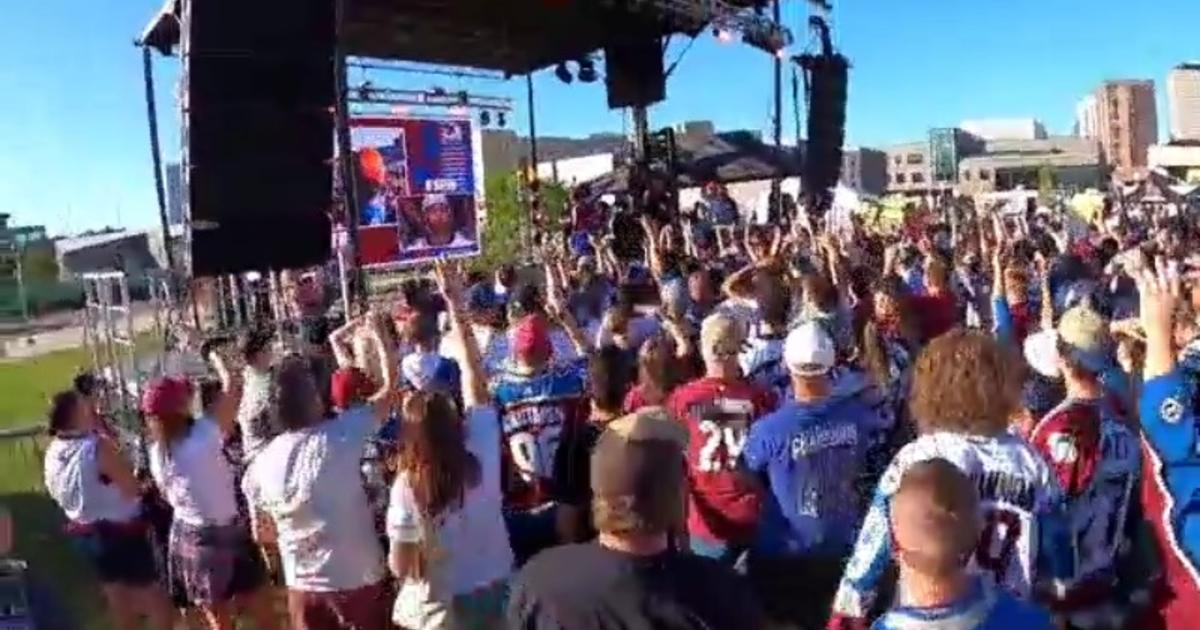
(668, 376, 776, 545)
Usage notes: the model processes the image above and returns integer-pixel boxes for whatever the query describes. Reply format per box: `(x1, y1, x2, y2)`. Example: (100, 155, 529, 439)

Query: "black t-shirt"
(508, 543, 766, 630)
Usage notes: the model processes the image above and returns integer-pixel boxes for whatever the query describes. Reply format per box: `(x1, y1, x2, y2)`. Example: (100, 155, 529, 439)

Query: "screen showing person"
(408, 194, 473, 250)
(359, 148, 396, 226)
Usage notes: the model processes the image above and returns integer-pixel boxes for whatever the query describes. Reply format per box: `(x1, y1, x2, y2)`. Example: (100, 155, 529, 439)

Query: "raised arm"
(207, 345, 244, 437)
(545, 260, 591, 356)
(435, 261, 488, 409)
(366, 312, 399, 419)
(329, 315, 360, 368)
(1035, 252, 1054, 331)
(721, 262, 758, 302)
(640, 215, 667, 283)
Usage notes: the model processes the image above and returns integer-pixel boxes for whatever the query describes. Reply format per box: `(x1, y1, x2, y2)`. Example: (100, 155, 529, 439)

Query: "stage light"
(449, 105, 468, 116)
(480, 110, 491, 126)
(713, 27, 733, 43)
(577, 57, 597, 83)
(554, 62, 573, 84)
(497, 112, 507, 128)
(456, 90, 469, 105)
(743, 23, 793, 57)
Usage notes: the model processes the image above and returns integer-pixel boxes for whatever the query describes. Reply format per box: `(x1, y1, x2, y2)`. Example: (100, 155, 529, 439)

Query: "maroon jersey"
(668, 376, 775, 545)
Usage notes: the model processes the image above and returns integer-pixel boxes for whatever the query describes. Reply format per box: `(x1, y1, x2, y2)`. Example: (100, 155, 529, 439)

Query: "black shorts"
(72, 524, 159, 587)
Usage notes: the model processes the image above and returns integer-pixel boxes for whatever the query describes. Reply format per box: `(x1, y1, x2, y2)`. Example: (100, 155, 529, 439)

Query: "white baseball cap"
(784, 321, 836, 377)
(422, 193, 449, 210)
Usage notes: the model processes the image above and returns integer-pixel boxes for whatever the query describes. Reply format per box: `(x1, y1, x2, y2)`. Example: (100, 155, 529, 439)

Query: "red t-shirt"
(911, 292, 961, 342)
(622, 384, 668, 414)
(667, 376, 776, 545)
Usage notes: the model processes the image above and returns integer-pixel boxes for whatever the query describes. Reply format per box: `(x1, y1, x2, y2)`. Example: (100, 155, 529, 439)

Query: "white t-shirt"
(242, 406, 386, 592)
(148, 418, 240, 526)
(44, 435, 141, 525)
(386, 405, 514, 597)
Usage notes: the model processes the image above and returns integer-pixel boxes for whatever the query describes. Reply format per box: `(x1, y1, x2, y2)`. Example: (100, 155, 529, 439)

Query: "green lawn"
(1, 336, 160, 629)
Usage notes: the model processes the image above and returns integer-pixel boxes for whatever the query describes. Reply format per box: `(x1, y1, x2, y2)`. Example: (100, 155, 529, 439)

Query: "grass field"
(1, 336, 159, 629)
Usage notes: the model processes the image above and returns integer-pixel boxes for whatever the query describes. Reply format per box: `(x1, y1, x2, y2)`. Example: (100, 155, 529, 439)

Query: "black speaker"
(604, 36, 666, 109)
(185, 0, 334, 276)
(802, 54, 849, 215)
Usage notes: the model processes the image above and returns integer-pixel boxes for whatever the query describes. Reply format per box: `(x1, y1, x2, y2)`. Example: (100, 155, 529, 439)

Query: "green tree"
(1037, 163, 1057, 204)
(21, 245, 59, 282)
(475, 173, 570, 272)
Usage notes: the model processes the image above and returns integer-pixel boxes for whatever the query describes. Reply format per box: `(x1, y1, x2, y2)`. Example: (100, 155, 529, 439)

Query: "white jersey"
(738, 325, 788, 402)
(832, 431, 1069, 621)
(44, 434, 140, 525)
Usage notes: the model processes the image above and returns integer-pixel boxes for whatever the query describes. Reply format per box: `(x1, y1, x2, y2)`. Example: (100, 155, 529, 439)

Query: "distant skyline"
(2, 0, 1199, 235)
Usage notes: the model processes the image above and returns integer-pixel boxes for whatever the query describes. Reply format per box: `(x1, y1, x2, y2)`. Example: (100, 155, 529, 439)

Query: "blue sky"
(2, 0, 1197, 236)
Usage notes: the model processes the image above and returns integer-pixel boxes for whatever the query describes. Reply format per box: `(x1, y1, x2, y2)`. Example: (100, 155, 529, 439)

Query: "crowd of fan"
(34, 193, 1200, 630)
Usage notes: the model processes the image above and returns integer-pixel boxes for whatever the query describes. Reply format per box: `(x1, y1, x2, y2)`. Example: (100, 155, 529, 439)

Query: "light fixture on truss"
(634, 0, 794, 55)
(554, 62, 574, 84)
(577, 56, 598, 83)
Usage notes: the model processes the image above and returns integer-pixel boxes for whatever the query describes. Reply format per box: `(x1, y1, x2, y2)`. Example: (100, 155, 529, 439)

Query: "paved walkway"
(0, 304, 159, 360)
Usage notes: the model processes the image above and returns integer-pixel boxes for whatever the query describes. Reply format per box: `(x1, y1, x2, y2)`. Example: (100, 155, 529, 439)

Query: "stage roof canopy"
(583, 130, 803, 193)
(140, 0, 769, 73)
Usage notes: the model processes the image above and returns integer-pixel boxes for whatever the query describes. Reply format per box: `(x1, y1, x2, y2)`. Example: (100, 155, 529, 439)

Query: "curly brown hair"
(908, 329, 1023, 437)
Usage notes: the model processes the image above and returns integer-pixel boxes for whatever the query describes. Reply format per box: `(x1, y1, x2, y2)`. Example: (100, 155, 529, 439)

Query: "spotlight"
(577, 57, 597, 83)
(713, 27, 733, 43)
(743, 23, 793, 56)
(480, 110, 491, 126)
(497, 112, 507, 128)
(456, 90, 469, 106)
(554, 62, 573, 84)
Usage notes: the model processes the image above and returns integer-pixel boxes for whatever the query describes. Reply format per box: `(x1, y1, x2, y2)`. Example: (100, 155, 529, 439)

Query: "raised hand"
(433, 258, 464, 309)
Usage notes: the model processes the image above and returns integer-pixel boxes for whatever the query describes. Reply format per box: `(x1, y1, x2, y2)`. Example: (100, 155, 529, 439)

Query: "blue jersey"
(872, 577, 1053, 630)
(492, 360, 588, 511)
(1138, 370, 1200, 624)
(741, 390, 889, 557)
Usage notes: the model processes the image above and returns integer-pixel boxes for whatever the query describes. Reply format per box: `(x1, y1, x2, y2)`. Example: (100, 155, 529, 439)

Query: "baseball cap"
(511, 314, 554, 363)
(1056, 306, 1112, 374)
(422, 193, 449, 210)
(330, 366, 375, 410)
(784, 321, 836, 376)
(699, 312, 746, 360)
(464, 283, 499, 314)
(141, 377, 193, 417)
(590, 407, 688, 532)
(1023, 329, 1062, 379)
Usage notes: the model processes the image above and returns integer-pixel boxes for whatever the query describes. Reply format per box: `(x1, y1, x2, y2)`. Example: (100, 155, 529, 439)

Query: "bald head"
(891, 459, 981, 578)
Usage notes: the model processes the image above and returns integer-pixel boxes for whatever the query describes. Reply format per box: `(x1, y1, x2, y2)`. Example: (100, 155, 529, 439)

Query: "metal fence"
(0, 425, 46, 492)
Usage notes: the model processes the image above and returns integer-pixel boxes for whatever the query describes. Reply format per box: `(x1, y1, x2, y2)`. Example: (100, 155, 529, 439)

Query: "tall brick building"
(1093, 80, 1157, 179)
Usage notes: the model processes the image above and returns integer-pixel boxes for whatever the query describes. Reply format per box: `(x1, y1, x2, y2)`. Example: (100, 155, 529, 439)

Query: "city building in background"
(1168, 63, 1200, 142)
(956, 136, 1105, 195)
(1149, 144, 1200, 183)
(960, 118, 1047, 141)
(1075, 95, 1099, 138)
(840, 148, 888, 197)
(1092, 79, 1158, 179)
